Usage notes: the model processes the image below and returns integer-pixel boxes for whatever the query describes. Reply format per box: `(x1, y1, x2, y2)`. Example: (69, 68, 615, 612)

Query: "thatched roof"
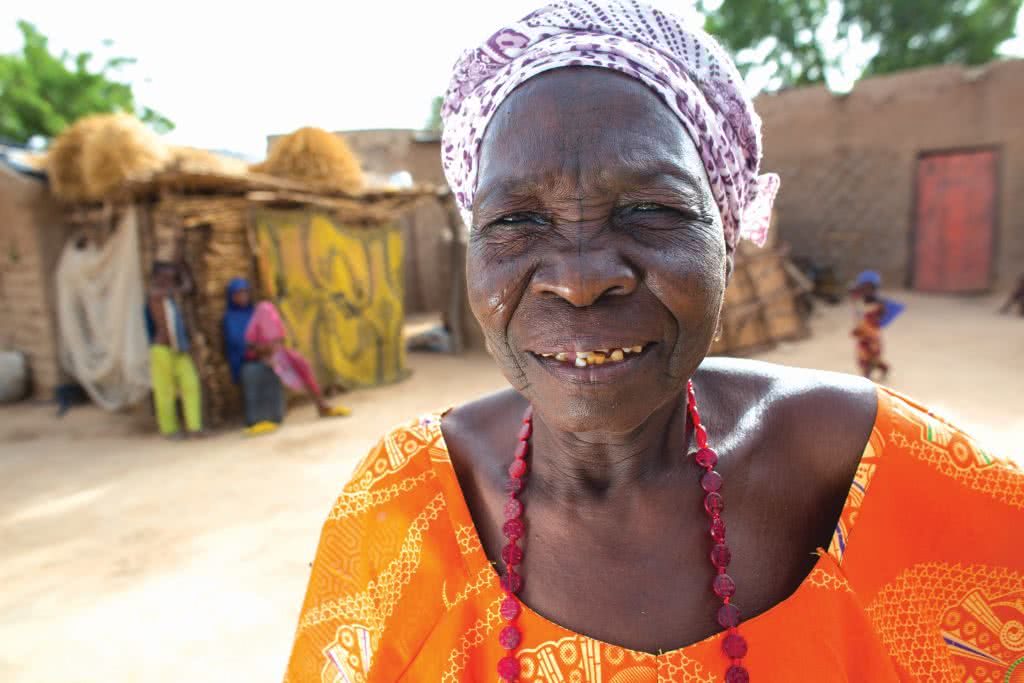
(262, 126, 365, 194)
(117, 168, 442, 202)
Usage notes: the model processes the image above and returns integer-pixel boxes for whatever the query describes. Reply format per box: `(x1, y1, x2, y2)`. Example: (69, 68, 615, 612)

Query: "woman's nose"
(530, 250, 638, 307)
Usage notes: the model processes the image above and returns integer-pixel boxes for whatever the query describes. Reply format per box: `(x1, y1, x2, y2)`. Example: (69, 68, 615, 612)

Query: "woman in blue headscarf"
(222, 278, 284, 434)
(223, 278, 254, 383)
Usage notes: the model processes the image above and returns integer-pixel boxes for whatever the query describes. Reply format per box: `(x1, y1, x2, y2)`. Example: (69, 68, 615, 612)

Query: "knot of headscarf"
(441, 0, 780, 249)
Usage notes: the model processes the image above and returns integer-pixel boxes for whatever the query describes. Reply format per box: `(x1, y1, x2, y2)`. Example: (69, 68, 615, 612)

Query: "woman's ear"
(724, 248, 735, 283)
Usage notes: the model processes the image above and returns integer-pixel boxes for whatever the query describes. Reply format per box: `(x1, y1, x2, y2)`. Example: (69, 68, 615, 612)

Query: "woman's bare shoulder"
(441, 388, 527, 470)
(700, 356, 877, 422)
(699, 357, 878, 475)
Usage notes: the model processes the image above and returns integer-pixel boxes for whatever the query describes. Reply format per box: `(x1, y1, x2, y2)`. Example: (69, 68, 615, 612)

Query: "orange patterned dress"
(283, 388, 1024, 682)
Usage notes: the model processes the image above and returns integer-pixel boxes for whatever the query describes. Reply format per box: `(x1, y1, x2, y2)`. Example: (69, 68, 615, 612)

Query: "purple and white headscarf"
(441, 0, 780, 249)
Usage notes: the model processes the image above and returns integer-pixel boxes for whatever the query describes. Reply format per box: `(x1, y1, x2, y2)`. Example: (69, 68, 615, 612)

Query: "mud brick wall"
(0, 166, 73, 397)
(758, 60, 1024, 287)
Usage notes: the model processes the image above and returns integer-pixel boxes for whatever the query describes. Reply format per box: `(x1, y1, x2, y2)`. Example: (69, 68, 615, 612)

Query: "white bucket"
(0, 350, 29, 403)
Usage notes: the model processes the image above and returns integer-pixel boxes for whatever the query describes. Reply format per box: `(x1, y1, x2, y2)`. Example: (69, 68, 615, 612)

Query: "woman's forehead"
(476, 69, 707, 202)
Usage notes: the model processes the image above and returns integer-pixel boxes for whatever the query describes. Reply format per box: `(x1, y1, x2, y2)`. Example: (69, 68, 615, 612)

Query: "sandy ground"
(1, 291, 1021, 683)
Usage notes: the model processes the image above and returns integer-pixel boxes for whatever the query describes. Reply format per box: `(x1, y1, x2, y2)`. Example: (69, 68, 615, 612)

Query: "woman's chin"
(531, 393, 666, 435)
(513, 346, 674, 431)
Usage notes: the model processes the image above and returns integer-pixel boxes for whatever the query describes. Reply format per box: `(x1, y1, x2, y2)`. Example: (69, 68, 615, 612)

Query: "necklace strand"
(497, 380, 750, 682)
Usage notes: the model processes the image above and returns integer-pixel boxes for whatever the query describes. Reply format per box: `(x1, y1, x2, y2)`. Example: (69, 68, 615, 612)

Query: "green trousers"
(149, 345, 202, 435)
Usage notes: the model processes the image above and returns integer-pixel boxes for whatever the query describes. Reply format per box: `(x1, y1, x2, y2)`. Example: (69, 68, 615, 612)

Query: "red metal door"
(913, 150, 997, 292)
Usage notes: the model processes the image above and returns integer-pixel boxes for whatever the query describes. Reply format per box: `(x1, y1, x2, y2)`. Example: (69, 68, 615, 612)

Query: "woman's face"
(469, 68, 730, 433)
(232, 288, 252, 308)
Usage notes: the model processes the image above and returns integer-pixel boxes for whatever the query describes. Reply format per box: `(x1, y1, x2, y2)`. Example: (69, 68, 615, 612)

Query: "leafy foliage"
(700, 0, 1023, 88)
(0, 21, 173, 144)
(425, 95, 443, 134)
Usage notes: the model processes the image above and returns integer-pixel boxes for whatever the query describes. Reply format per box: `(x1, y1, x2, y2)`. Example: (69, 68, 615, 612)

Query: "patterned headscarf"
(441, 0, 780, 249)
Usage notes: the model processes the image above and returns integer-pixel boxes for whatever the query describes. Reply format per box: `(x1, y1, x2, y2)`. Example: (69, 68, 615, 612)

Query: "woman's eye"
(628, 203, 669, 213)
(495, 213, 546, 225)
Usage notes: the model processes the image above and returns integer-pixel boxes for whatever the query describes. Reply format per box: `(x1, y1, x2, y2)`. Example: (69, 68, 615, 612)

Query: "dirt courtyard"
(1, 292, 1021, 683)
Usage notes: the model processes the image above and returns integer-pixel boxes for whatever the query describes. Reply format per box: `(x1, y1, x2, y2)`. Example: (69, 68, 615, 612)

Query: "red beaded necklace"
(496, 379, 750, 683)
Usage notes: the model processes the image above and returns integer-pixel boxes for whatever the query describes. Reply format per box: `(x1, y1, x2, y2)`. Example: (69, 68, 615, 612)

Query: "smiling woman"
(282, 3, 1023, 682)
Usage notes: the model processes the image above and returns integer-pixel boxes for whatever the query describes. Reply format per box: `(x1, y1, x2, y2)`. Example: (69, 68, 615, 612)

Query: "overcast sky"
(3, 1, 1021, 159)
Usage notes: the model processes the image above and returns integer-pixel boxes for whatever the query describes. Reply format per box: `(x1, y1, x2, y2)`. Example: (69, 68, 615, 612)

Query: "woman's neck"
(527, 394, 691, 504)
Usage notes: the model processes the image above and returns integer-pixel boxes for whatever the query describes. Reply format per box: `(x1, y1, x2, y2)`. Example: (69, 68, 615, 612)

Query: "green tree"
(699, 0, 1023, 88)
(424, 95, 443, 134)
(0, 20, 173, 144)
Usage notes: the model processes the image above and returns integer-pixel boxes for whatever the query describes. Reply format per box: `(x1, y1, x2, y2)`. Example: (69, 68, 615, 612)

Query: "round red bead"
(504, 477, 524, 494)
(701, 470, 723, 492)
(695, 447, 718, 468)
(504, 498, 523, 519)
(514, 441, 529, 460)
(497, 655, 521, 680)
(713, 573, 737, 598)
(722, 632, 748, 658)
(503, 518, 525, 540)
(704, 492, 724, 515)
(518, 422, 532, 441)
(499, 596, 520, 621)
(717, 603, 740, 628)
(498, 625, 522, 650)
(725, 665, 750, 683)
(501, 570, 523, 594)
(508, 458, 527, 479)
(710, 516, 726, 542)
(711, 543, 732, 568)
(501, 543, 523, 566)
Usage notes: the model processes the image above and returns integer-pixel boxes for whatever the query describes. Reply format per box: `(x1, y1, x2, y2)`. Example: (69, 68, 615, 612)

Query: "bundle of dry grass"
(167, 146, 249, 176)
(263, 127, 365, 194)
(46, 117, 105, 201)
(79, 113, 169, 199)
(248, 160, 268, 174)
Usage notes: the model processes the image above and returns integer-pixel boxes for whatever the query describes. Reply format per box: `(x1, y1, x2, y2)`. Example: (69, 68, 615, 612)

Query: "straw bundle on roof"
(167, 146, 249, 176)
(263, 127, 365, 194)
(47, 117, 105, 202)
(79, 113, 169, 199)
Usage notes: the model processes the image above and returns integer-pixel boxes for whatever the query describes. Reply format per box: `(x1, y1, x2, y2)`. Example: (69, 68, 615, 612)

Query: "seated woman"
(283, 3, 1022, 681)
(222, 279, 349, 436)
(223, 278, 285, 434)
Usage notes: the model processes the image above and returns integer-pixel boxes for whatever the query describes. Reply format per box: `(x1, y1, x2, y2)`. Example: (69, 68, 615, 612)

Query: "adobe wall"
(757, 60, 1024, 287)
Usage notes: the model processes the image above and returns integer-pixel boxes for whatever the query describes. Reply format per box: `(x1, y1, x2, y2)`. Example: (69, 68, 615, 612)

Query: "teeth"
(542, 345, 644, 366)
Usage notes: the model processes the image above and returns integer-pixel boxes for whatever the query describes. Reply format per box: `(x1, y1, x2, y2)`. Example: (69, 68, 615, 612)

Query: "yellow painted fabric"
(252, 208, 407, 391)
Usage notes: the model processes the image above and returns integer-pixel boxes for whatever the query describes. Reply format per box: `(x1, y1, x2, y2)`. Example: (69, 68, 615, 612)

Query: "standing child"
(145, 261, 202, 438)
(849, 270, 904, 381)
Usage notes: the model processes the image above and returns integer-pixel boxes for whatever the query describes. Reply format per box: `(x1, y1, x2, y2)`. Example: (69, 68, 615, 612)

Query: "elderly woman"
(284, 3, 1021, 681)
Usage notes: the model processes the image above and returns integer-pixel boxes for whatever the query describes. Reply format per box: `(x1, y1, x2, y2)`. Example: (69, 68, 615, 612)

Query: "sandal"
(245, 421, 280, 436)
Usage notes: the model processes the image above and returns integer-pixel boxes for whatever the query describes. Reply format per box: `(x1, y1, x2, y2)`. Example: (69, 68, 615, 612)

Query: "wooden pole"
(442, 193, 467, 354)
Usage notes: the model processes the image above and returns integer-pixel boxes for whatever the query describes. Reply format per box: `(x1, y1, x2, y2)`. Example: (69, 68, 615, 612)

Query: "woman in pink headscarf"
(283, 3, 1020, 682)
(244, 301, 349, 430)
